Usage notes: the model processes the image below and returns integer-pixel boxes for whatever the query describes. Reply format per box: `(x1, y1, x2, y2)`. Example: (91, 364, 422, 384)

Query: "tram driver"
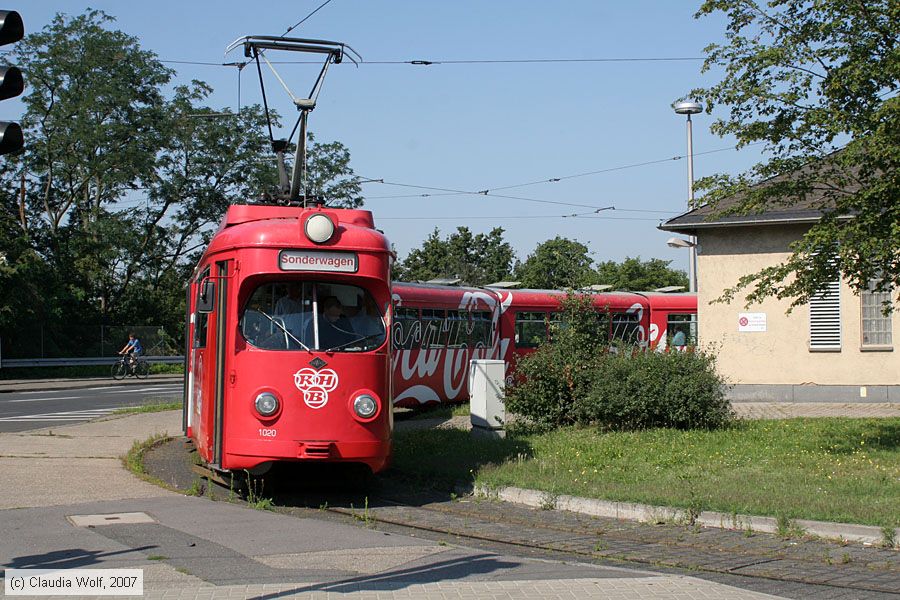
(307, 296, 356, 349)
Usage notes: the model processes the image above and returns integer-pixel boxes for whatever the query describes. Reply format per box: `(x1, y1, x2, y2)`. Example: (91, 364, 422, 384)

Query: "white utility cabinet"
(469, 359, 506, 431)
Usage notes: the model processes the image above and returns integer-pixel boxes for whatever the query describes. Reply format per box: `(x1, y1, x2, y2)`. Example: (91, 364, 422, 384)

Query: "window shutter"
(809, 278, 841, 350)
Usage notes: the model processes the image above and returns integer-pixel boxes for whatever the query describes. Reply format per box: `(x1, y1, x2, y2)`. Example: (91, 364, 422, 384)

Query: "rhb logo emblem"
(294, 368, 339, 409)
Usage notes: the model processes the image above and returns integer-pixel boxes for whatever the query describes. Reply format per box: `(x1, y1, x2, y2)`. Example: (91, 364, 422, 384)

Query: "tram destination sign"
(279, 250, 359, 273)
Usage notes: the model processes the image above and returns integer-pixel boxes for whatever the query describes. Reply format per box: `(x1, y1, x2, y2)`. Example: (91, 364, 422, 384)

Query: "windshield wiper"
(325, 333, 384, 353)
(254, 310, 312, 352)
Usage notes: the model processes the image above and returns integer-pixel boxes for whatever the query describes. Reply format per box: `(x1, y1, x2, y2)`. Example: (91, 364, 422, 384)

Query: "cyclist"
(118, 333, 143, 372)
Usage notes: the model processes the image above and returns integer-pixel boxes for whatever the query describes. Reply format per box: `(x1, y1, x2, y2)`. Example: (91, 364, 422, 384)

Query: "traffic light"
(0, 9, 23, 155)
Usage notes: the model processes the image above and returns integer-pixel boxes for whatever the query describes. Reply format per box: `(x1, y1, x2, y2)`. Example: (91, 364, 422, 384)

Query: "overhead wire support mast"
(225, 36, 361, 206)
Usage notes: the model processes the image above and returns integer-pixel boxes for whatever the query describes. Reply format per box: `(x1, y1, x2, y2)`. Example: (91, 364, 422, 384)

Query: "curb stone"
(475, 484, 900, 548)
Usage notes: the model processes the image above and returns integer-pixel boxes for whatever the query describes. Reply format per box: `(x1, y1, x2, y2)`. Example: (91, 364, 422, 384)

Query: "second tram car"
(185, 205, 393, 474)
(390, 283, 697, 407)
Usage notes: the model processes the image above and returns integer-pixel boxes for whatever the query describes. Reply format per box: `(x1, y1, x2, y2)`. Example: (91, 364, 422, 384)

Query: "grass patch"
(391, 418, 900, 528)
(113, 401, 182, 415)
(123, 433, 170, 477)
(404, 402, 470, 421)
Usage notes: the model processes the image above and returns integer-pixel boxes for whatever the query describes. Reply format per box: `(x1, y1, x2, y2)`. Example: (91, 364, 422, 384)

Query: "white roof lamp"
(305, 213, 335, 243)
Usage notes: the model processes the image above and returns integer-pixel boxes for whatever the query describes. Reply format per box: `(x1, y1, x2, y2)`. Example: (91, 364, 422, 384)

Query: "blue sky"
(14, 1, 765, 272)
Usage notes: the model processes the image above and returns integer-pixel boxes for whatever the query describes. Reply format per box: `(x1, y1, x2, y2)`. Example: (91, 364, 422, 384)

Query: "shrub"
(575, 349, 732, 430)
(504, 294, 610, 432)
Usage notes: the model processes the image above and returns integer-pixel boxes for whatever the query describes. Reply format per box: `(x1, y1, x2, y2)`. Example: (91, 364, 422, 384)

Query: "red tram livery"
(184, 205, 393, 474)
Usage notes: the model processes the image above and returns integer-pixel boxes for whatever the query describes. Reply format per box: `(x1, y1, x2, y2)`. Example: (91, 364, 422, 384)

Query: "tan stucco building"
(661, 203, 899, 402)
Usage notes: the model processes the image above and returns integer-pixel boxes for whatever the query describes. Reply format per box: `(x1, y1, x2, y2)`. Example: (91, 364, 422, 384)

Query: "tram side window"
(421, 309, 448, 348)
(193, 270, 210, 348)
(447, 311, 469, 348)
(611, 312, 642, 345)
(194, 312, 209, 348)
(667, 313, 697, 347)
(515, 312, 548, 348)
(393, 307, 420, 350)
(470, 311, 492, 347)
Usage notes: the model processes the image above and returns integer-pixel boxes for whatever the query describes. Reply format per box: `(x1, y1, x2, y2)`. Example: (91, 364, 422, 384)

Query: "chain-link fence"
(0, 325, 181, 360)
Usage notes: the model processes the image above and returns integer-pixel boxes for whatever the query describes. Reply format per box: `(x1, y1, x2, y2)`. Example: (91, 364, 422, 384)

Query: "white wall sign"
(279, 250, 358, 273)
(738, 312, 767, 332)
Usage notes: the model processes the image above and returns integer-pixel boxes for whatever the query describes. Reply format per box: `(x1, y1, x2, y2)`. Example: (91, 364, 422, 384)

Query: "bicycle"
(111, 353, 150, 380)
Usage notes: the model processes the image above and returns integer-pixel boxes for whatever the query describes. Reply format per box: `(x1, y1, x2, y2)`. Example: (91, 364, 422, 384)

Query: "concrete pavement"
(0, 410, 793, 599)
(1, 379, 898, 599)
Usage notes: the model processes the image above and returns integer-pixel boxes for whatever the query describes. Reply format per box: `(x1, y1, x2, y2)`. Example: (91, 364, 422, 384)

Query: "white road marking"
(7, 396, 81, 403)
(0, 408, 118, 422)
(101, 386, 181, 394)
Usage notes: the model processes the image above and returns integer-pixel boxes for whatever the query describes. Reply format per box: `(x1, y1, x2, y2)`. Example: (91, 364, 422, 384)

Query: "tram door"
(191, 261, 230, 467)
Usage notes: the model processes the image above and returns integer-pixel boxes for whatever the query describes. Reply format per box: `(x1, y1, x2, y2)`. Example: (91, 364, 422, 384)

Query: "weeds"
(881, 526, 897, 548)
(351, 497, 374, 527)
(122, 433, 169, 477)
(113, 401, 181, 415)
(244, 473, 274, 511)
(185, 479, 203, 497)
(776, 515, 805, 538)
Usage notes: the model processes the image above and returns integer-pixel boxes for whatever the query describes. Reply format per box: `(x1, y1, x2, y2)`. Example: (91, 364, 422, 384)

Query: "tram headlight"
(305, 213, 335, 243)
(254, 392, 280, 417)
(352, 394, 378, 419)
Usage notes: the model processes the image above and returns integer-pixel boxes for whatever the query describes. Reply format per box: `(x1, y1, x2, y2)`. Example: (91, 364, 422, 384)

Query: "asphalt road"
(0, 383, 182, 433)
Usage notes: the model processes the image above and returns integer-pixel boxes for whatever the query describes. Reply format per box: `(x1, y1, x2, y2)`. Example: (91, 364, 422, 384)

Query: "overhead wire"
(360, 142, 764, 211)
(378, 213, 662, 222)
(157, 55, 706, 68)
(281, 0, 336, 37)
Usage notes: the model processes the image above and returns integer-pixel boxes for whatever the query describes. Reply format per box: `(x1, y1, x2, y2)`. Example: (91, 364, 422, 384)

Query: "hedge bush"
(573, 349, 732, 430)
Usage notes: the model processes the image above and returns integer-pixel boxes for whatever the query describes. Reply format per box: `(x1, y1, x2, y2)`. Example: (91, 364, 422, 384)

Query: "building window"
(861, 280, 892, 349)
(809, 276, 841, 351)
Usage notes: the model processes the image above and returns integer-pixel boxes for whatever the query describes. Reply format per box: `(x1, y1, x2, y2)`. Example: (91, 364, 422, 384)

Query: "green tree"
(0, 10, 363, 356)
(595, 256, 688, 291)
(303, 132, 363, 208)
(395, 227, 514, 286)
(515, 236, 596, 290)
(691, 0, 899, 308)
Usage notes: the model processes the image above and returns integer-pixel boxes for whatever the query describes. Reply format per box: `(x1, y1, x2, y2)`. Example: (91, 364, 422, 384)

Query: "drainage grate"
(67, 512, 157, 527)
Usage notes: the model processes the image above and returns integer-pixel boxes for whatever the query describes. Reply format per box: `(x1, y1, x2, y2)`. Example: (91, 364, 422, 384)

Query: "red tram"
(184, 205, 393, 474)
(390, 284, 697, 407)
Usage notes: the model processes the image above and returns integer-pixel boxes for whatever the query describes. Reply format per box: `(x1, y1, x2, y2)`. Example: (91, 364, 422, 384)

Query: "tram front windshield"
(241, 281, 386, 352)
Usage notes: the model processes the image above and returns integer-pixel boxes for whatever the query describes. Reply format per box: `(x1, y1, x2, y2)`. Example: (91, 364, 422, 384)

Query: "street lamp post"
(674, 101, 702, 293)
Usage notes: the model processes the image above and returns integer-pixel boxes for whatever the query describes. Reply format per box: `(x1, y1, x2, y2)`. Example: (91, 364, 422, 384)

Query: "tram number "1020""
(258, 428, 277, 438)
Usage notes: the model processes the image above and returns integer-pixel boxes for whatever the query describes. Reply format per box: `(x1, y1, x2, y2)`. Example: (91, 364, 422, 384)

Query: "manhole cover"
(67, 512, 157, 527)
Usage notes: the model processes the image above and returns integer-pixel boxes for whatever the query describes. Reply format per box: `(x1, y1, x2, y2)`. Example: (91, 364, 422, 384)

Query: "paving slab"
(731, 402, 900, 419)
(0, 411, 180, 510)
